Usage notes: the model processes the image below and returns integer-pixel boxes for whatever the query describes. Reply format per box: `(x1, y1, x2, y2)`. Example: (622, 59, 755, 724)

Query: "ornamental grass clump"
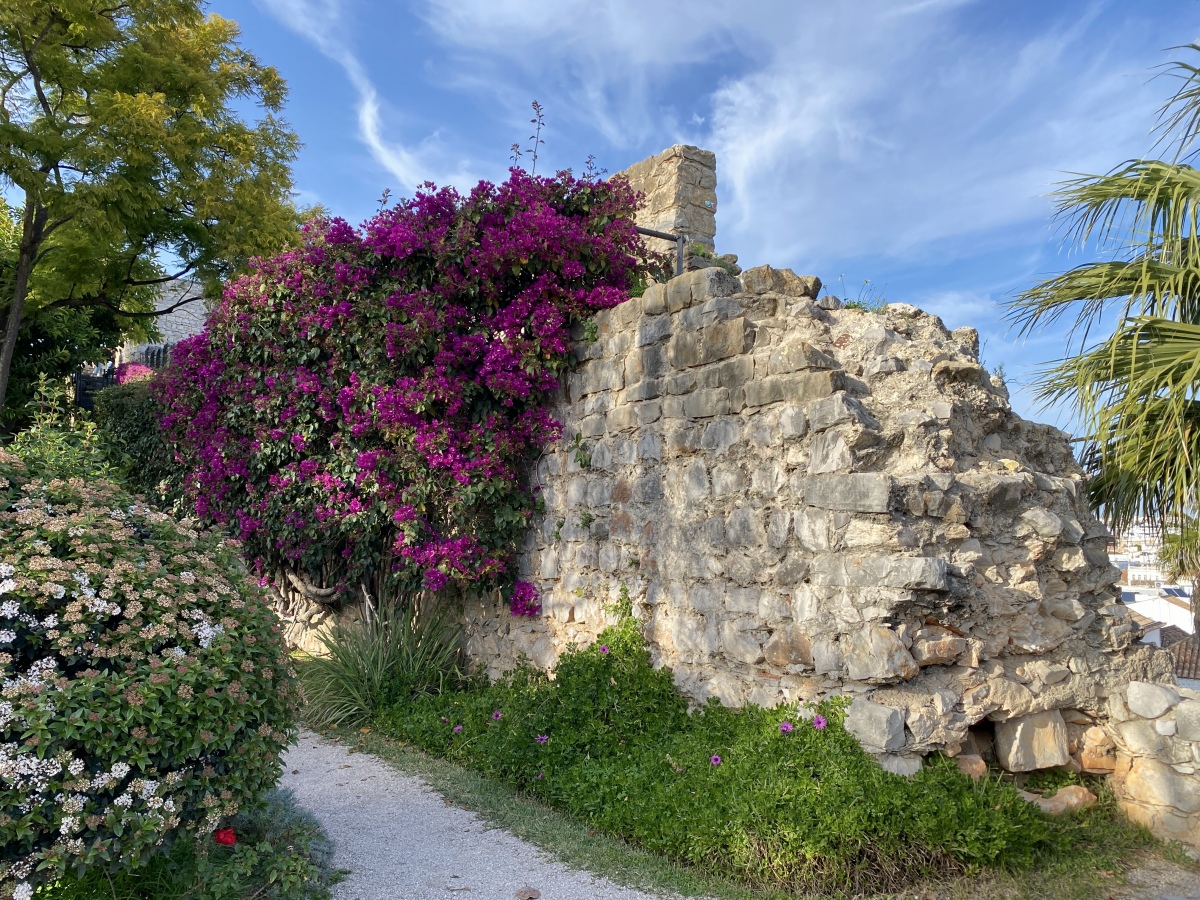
(159, 169, 662, 614)
(0, 446, 299, 900)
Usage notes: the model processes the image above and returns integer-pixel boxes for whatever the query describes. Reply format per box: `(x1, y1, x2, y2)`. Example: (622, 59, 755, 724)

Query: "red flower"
(213, 828, 237, 846)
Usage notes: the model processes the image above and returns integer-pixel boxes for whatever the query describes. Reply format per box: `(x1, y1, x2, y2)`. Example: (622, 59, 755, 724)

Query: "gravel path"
(281, 731, 668, 900)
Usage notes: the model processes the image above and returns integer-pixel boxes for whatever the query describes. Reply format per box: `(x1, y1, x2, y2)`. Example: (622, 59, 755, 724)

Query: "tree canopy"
(0, 0, 302, 416)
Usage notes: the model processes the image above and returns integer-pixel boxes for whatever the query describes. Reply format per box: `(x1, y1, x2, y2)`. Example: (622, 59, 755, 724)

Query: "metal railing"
(635, 226, 686, 277)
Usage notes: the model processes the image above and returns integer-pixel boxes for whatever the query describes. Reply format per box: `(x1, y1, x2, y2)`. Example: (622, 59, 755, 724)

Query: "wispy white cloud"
(253, 0, 477, 191)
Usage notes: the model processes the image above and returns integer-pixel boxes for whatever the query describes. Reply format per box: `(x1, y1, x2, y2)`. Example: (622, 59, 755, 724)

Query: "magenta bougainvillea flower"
(813, 715, 828, 730)
(159, 168, 662, 616)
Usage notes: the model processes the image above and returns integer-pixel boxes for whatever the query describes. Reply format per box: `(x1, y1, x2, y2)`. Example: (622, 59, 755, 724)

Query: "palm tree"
(1159, 520, 1200, 633)
(1009, 45, 1200, 543)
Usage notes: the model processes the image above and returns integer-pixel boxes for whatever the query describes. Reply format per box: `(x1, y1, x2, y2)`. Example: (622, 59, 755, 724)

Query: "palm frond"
(1036, 316, 1200, 532)
(1154, 44, 1200, 162)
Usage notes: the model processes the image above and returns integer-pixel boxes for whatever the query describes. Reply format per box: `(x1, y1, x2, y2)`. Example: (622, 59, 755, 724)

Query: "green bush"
(300, 597, 463, 730)
(0, 442, 301, 900)
(377, 612, 1067, 897)
(38, 788, 337, 900)
(7, 375, 112, 483)
(91, 379, 180, 503)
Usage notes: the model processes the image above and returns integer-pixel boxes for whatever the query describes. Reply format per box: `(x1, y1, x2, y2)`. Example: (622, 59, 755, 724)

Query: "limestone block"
(768, 338, 840, 375)
(793, 507, 833, 551)
(843, 625, 919, 683)
(700, 418, 741, 454)
(726, 508, 766, 547)
(1118, 718, 1164, 756)
(1019, 785, 1096, 815)
(635, 315, 672, 347)
(779, 405, 807, 437)
(1017, 508, 1063, 540)
(804, 474, 892, 513)
(874, 753, 923, 777)
(1177, 699, 1200, 742)
(641, 281, 667, 315)
(808, 432, 853, 474)
(807, 393, 880, 433)
(1125, 756, 1200, 814)
(763, 625, 814, 668)
(812, 637, 843, 675)
(720, 619, 765, 665)
(743, 370, 843, 409)
(995, 710, 1070, 772)
(911, 626, 966, 666)
(1127, 681, 1181, 719)
(809, 555, 947, 591)
(767, 510, 791, 548)
(669, 318, 747, 369)
(845, 697, 906, 751)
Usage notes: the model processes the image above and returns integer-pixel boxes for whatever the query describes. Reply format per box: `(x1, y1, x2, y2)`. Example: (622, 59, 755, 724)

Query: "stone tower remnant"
(457, 147, 1200, 850)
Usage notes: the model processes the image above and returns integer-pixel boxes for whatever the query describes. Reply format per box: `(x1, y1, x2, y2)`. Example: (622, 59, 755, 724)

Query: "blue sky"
(213, 0, 1199, 427)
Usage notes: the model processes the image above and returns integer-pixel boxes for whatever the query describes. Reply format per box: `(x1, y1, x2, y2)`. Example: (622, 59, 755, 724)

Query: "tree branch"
(42, 292, 204, 318)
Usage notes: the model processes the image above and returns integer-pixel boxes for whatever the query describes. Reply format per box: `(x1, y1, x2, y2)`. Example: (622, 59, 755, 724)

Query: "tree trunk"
(0, 202, 48, 413)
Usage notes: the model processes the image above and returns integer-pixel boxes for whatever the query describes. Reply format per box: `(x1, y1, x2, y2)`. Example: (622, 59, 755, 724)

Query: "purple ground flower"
(453, 725, 463, 733)
(536, 734, 549, 744)
(599, 645, 610, 654)
(710, 755, 722, 766)
(812, 715, 827, 730)
(536, 772, 544, 780)
(492, 710, 502, 720)
(779, 721, 794, 734)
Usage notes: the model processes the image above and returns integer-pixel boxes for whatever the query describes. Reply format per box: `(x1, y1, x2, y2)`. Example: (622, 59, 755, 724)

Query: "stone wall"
(1109, 681, 1200, 847)
(459, 261, 1199, 848)
(618, 145, 717, 250)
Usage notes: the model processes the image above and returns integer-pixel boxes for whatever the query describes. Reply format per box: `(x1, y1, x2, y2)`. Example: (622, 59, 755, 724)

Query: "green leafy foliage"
(0, 435, 300, 899)
(300, 598, 464, 730)
(0, 0, 303, 413)
(38, 788, 338, 900)
(92, 379, 181, 505)
(376, 612, 1066, 896)
(6, 375, 112, 482)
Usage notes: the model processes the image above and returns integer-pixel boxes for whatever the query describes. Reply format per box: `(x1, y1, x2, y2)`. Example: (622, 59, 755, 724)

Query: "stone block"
(720, 620, 765, 665)
(793, 507, 833, 551)
(763, 625, 814, 668)
(956, 754, 987, 780)
(700, 418, 740, 454)
(1177, 699, 1200, 742)
(845, 697, 906, 752)
(911, 626, 966, 666)
(804, 474, 892, 513)
(1018, 508, 1063, 540)
(606, 404, 638, 433)
(808, 555, 947, 591)
(767, 511, 791, 548)
(807, 393, 880, 433)
(641, 281, 666, 315)
(669, 317, 747, 369)
(768, 338, 839, 375)
(726, 508, 766, 547)
(779, 405, 807, 437)
(808, 432, 853, 474)
(1127, 682, 1181, 719)
(579, 360, 623, 396)
(995, 710, 1070, 772)
(743, 370, 843, 409)
(843, 625, 919, 682)
(1019, 785, 1097, 815)
(683, 387, 732, 418)
(1125, 756, 1200, 814)
(635, 315, 672, 347)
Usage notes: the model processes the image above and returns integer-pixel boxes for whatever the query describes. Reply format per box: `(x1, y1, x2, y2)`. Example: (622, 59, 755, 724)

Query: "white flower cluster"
(0, 741, 63, 793)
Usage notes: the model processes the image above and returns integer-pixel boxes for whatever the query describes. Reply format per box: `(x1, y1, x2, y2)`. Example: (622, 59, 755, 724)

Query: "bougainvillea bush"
(113, 362, 154, 385)
(0, 446, 299, 900)
(159, 169, 658, 611)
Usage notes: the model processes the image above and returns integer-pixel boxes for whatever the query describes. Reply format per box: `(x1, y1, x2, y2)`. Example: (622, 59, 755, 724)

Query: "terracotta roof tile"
(1170, 635, 1200, 681)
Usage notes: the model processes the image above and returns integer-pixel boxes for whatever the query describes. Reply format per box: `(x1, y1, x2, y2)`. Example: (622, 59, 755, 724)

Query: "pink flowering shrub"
(159, 169, 658, 612)
(0, 447, 299, 900)
(113, 362, 154, 385)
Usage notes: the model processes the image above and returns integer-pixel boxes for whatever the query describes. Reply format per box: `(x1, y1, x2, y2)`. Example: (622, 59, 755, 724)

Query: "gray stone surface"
(845, 698, 906, 752)
(1128, 681, 1182, 720)
(994, 711, 1070, 772)
(282, 732, 667, 900)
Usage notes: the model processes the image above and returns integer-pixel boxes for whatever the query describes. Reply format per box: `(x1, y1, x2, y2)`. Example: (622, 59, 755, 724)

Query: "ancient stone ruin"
(456, 146, 1200, 849)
